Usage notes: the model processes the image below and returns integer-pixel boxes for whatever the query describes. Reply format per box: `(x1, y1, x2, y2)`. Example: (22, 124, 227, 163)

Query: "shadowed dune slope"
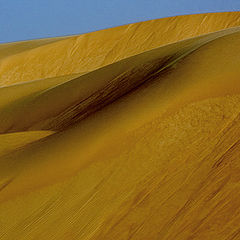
(1, 12, 240, 240)
(0, 131, 54, 157)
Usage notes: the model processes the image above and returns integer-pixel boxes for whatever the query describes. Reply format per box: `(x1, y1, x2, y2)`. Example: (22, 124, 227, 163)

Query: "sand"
(0, 12, 240, 240)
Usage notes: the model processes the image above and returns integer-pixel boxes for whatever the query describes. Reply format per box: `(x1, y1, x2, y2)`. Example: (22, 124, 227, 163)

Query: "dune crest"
(1, 12, 240, 87)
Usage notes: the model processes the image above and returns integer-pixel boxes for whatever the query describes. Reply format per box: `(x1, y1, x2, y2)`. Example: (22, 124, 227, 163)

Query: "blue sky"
(0, 0, 240, 43)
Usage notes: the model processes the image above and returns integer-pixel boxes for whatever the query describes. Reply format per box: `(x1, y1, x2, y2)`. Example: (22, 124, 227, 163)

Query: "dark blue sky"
(0, 0, 240, 43)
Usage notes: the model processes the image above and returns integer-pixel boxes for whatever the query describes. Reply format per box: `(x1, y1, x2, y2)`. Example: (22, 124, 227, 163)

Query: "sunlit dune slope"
(1, 12, 240, 240)
(0, 12, 240, 86)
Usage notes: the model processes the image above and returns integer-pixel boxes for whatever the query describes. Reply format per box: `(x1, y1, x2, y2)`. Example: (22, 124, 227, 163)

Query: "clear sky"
(0, 0, 240, 43)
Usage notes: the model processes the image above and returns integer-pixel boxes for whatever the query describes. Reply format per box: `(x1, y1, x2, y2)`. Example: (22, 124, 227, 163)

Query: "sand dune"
(1, 12, 240, 86)
(0, 12, 240, 240)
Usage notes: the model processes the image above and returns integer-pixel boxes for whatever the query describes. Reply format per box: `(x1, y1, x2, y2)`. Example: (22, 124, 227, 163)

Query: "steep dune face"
(0, 12, 240, 240)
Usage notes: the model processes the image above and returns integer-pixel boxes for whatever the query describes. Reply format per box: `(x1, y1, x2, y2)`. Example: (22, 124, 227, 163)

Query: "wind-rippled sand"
(0, 12, 240, 240)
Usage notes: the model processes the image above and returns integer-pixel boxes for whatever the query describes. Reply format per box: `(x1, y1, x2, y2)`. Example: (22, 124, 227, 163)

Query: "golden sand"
(0, 12, 240, 240)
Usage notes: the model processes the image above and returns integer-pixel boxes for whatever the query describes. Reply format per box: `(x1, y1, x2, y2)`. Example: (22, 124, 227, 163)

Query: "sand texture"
(1, 12, 240, 240)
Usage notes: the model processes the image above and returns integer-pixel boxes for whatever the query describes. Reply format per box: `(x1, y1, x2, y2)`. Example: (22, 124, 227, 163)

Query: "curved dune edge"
(0, 12, 240, 86)
(0, 131, 54, 157)
(0, 26, 240, 134)
(0, 12, 240, 240)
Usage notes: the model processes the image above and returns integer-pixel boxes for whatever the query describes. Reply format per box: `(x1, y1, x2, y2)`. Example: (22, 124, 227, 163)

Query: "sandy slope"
(0, 131, 53, 157)
(0, 26, 239, 134)
(0, 12, 240, 240)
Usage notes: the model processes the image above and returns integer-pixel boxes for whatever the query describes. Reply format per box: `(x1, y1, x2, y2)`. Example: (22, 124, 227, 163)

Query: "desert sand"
(0, 12, 240, 240)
